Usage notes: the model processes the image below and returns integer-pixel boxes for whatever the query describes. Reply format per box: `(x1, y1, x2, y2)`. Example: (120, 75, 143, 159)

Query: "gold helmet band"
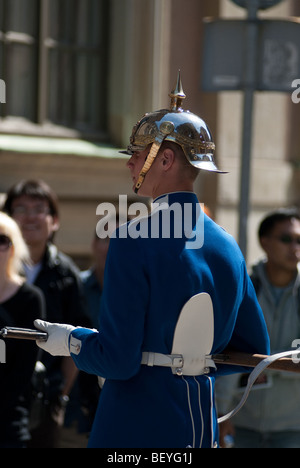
(121, 72, 225, 193)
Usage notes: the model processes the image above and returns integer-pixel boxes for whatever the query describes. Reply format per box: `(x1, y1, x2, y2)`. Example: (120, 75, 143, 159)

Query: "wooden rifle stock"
(213, 351, 300, 374)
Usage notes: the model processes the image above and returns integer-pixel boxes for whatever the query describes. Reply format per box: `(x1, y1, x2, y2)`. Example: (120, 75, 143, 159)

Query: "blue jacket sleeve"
(70, 232, 149, 380)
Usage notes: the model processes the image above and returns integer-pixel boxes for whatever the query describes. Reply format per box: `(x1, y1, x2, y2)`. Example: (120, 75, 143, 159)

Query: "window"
(0, 0, 109, 140)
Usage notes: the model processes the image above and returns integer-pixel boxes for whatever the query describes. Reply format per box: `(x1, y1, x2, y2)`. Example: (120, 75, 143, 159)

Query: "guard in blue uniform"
(35, 75, 270, 448)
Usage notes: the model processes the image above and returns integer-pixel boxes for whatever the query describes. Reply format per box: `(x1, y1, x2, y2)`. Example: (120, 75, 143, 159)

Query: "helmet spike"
(169, 70, 186, 111)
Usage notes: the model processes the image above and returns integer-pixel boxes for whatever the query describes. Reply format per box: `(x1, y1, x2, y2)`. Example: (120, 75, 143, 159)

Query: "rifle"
(1, 326, 299, 374)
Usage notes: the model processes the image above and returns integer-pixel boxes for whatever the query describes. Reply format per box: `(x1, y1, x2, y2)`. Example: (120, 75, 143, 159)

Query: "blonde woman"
(0, 211, 45, 448)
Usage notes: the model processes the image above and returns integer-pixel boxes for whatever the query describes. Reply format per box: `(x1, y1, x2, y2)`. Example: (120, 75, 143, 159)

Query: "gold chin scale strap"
(134, 121, 175, 193)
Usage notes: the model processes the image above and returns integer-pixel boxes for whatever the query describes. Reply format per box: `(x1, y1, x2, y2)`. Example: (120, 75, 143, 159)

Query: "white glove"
(34, 319, 76, 356)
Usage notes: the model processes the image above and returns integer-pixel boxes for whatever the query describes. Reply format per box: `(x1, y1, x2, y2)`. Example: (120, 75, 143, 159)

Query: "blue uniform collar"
(153, 191, 199, 206)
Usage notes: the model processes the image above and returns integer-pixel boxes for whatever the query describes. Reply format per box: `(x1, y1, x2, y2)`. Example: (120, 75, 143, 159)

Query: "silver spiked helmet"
(122, 72, 225, 193)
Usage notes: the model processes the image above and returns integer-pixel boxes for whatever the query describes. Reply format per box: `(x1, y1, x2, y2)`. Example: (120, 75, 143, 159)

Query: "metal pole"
(238, 0, 260, 259)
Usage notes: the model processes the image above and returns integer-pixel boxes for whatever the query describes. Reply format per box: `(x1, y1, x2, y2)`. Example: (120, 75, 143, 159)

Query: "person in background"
(218, 207, 300, 448)
(81, 217, 120, 328)
(63, 230, 112, 444)
(2, 180, 90, 448)
(81, 234, 110, 330)
(0, 212, 45, 448)
(66, 220, 121, 441)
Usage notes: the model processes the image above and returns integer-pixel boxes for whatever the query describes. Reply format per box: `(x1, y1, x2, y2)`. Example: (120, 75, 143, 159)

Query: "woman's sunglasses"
(0, 234, 12, 252)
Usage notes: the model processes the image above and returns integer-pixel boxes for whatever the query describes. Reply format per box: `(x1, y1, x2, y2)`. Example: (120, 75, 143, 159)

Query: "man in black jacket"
(3, 179, 90, 448)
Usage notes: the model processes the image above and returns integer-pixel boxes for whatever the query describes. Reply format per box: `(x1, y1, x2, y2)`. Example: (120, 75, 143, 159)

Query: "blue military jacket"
(70, 192, 270, 448)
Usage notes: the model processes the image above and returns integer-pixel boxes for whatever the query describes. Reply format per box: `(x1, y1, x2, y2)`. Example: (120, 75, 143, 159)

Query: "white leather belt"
(141, 351, 216, 376)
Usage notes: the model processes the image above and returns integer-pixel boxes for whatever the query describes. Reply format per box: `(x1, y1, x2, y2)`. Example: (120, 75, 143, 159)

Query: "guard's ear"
(160, 148, 175, 171)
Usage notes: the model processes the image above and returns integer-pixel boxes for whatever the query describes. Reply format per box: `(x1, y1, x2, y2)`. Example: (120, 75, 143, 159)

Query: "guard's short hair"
(159, 141, 199, 182)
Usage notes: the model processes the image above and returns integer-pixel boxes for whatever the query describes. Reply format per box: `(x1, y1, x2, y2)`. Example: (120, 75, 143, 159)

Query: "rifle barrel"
(0, 327, 48, 341)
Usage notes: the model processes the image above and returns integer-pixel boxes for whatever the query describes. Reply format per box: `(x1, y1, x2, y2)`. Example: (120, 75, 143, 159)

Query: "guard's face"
(261, 218, 300, 272)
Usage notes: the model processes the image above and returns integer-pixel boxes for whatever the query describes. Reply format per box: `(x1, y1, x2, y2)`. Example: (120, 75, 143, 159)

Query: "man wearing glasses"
(219, 207, 300, 448)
